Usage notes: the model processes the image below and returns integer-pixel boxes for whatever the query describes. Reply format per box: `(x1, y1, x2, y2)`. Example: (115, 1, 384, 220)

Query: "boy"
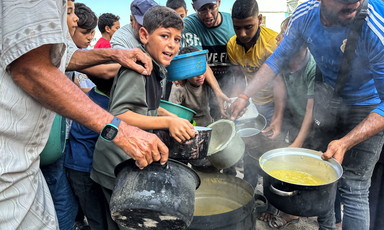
(169, 46, 213, 127)
(227, 0, 287, 185)
(64, 76, 114, 230)
(166, 0, 188, 18)
(95, 13, 120, 48)
(72, 2, 98, 93)
(91, 6, 194, 228)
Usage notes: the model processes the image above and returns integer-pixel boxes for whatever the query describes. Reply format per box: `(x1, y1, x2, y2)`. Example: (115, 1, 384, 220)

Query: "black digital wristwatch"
(100, 117, 121, 142)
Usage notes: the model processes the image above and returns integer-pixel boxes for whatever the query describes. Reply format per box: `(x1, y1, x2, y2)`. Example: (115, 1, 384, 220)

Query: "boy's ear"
(105, 25, 111, 33)
(139, 27, 150, 45)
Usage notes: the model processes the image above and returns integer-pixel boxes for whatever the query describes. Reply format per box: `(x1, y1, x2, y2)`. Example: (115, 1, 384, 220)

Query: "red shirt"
(94, 37, 111, 48)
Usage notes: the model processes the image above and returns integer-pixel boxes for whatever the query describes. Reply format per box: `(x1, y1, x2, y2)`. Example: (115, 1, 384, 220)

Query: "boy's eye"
(245, 25, 253, 30)
(175, 38, 181, 43)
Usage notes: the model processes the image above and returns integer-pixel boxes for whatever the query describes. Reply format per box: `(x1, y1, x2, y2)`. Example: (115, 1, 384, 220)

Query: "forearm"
(10, 45, 113, 133)
(271, 75, 286, 123)
(291, 99, 314, 147)
(117, 111, 171, 130)
(67, 49, 117, 70)
(79, 63, 120, 79)
(339, 112, 384, 150)
(244, 64, 278, 97)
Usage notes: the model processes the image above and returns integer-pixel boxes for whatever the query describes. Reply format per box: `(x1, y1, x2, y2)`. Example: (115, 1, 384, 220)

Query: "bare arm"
(67, 48, 151, 76)
(289, 98, 314, 147)
(204, 63, 230, 117)
(79, 63, 121, 79)
(230, 64, 278, 120)
(262, 75, 286, 139)
(322, 112, 384, 163)
(117, 111, 195, 143)
(10, 44, 167, 168)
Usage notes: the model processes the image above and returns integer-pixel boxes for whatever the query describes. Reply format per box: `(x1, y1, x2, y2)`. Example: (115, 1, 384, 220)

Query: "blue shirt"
(64, 88, 109, 172)
(266, 0, 384, 116)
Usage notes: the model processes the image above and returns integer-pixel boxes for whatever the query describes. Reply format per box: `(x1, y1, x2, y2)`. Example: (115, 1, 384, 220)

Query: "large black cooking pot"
(188, 172, 267, 230)
(110, 159, 200, 230)
(259, 147, 343, 217)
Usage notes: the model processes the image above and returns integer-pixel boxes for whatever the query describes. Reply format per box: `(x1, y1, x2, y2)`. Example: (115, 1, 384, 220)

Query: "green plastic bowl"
(159, 100, 197, 121)
(40, 114, 66, 166)
(166, 50, 208, 81)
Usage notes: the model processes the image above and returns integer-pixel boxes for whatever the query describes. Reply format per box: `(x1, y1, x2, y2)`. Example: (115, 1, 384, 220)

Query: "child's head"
(166, 0, 188, 19)
(139, 6, 184, 67)
(66, 0, 79, 37)
(98, 13, 120, 39)
(179, 46, 206, 87)
(72, 3, 97, 49)
(130, 0, 158, 39)
(276, 16, 291, 46)
(87, 75, 114, 96)
(231, 0, 262, 45)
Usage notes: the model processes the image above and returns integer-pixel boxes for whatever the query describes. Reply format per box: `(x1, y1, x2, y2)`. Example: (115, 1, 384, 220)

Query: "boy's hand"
(114, 122, 169, 169)
(229, 98, 248, 120)
(168, 117, 196, 143)
(113, 48, 153, 75)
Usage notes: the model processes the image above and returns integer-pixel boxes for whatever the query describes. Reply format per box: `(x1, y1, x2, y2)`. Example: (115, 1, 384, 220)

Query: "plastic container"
(159, 100, 197, 122)
(166, 50, 208, 81)
(40, 114, 66, 166)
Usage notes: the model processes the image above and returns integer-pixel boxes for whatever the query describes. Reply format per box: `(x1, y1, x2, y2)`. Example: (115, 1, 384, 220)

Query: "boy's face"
(139, 27, 182, 67)
(188, 74, 205, 87)
(174, 7, 188, 19)
(72, 28, 96, 48)
(232, 15, 262, 45)
(66, 1, 79, 37)
(107, 21, 121, 37)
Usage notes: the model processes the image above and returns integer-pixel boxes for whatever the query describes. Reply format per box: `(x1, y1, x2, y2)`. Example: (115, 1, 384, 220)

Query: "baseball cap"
(192, 0, 218, 10)
(130, 0, 158, 25)
(334, 0, 360, 4)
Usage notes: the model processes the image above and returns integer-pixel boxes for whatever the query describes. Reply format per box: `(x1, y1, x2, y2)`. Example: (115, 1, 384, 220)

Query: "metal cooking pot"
(207, 120, 245, 169)
(110, 159, 200, 229)
(154, 126, 212, 160)
(188, 172, 267, 230)
(259, 147, 343, 217)
(236, 114, 267, 150)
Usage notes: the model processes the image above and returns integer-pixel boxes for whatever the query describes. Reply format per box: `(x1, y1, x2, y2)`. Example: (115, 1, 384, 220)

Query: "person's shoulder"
(260, 26, 278, 38)
(183, 14, 201, 27)
(366, 0, 384, 36)
(227, 35, 237, 46)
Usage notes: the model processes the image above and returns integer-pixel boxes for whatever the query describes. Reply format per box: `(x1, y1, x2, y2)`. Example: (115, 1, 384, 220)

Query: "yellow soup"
(268, 169, 327, 185)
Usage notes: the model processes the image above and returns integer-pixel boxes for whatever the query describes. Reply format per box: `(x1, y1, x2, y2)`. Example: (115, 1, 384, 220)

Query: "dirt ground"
(237, 168, 320, 230)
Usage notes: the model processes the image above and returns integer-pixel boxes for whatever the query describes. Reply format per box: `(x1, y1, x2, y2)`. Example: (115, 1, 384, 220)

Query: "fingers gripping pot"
(111, 159, 200, 229)
(207, 120, 245, 169)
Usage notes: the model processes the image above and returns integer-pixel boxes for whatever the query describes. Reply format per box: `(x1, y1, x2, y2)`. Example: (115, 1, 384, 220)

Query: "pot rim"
(207, 119, 236, 155)
(259, 147, 343, 187)
(114, 159, 201, 189)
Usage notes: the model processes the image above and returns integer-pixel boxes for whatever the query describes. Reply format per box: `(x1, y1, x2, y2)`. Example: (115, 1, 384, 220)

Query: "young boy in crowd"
(166, 0, 188, 18)
(227, 0, 287, 187)
(94, 13, 120, 48)
(90, 6, 195, 229)
(169, 46, 213, 127)
(71, 2, 98, 93)
(64, 76, 114, 230)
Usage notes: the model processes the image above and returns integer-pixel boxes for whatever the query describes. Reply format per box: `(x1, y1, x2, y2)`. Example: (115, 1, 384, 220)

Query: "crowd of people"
(0, 0, 383, 230)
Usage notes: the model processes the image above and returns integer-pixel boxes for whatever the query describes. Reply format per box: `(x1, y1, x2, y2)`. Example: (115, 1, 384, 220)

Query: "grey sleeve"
(168, 84, 184, 105)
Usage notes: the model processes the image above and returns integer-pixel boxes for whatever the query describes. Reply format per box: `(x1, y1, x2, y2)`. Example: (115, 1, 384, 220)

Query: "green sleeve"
(108, 68, 148, 116)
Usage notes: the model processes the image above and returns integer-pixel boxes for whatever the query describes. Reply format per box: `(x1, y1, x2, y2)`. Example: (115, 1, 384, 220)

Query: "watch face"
(101, 125, 118, 141)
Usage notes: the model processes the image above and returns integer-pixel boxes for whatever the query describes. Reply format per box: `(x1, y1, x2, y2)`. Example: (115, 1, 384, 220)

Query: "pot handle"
(251, 192, 268, 224)
(269, 184, 298, 197)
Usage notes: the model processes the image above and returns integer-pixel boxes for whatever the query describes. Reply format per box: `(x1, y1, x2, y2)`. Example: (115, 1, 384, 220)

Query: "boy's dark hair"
(179, 46, 199, 55)
(232, 0, 259, 19)
(98, 13, 120, 33)
(166, 0, 187, 10)
(143, 5, 183, 34)
(87, 75, 114, 96)
(75, 3, 97, 30)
